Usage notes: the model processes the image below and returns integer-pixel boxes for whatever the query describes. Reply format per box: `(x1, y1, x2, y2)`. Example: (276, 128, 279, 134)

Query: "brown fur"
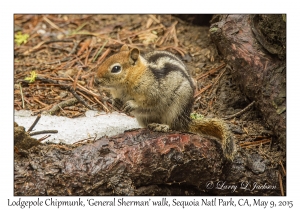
(94, 45, 236, 160)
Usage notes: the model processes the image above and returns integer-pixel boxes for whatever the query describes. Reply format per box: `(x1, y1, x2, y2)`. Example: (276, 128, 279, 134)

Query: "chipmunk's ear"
(129, 48, 140, 65)
(120, 45, 129, 52)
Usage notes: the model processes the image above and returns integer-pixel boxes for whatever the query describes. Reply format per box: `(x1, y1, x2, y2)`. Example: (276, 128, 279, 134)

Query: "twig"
(68, 40, 81, 56)
(45, 56, 72, 65)
(279, 160, 286, 176)
(67, 75, 100, 98)
(107, 38, 144, 49)
(156, 21, 178, 46)
(69, 88, 93, 110)
(91, 44, 103, 62)
(88, 75, 95, 89)
(19, 83, 25, 109)
(43, 16, 65, 33)
(57, 104, 67, 114)
(32, 105, 52, 115)
(37, 135, 51, 142)
(46, 45, 86, 65)
(44, 39, 74, 44)
(93, 40, 108, 62)
(207, 67, 227, 95)
(35, 76, 60, 85)
(47, 77, 71, 81)
(73, 22, 89, 34)
(243, 127, 249, 135)
(47, 98, 78, 115)
(268, 137, 273, 151)
(97, 48, 111, 64)
(23, 39, 73, 55)
(157, 45, 186, 57)
(73, 136, 96, 145)
(74, 55, 85, 67)
(27, 114, 41, 132)
(194, 84, 212, 98)
(148, 15, 161, 24)
(70, 112, 84, 118)
(278, 172, 284, 196)
(196, 63, 226, 81)
(23, 98, 31, 106)
(120, 25, 165, 41)
(76, 90, 96, 104)
(223, 101, 256, 120)
(146, 17, 154, 28)
(29, 83, 62, 87)
(172, 24, 179, 47)
(33, 98, 48, 107)
(47, 46, 71, 53)
(33, 76, 93, 110)
(127, 37, 133, 45)
(73, 68, 82, 90)
(29, 130, 58, 136)
(148, 15, 166, 29)
(239, 139, 271, 148)
(93, 96, 110, 113)
(77, 38, 91, 56)
(80, 72, 94, 79)
(85, 45, 94, 66)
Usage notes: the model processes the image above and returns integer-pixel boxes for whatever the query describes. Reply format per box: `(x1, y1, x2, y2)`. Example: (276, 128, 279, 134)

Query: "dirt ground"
(14, 15, 285, 192)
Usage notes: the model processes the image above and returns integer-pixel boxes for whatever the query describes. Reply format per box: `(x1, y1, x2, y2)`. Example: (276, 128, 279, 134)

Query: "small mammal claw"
(122, 100, 138, 113)
(148, 123, 170, 132)
(112, 98, 123, 110)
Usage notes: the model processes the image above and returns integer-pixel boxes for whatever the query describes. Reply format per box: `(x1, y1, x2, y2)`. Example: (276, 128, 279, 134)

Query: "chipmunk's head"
(94, 45, 144, 89)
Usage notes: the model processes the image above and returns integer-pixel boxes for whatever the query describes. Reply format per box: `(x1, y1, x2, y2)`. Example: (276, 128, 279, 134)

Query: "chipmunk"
(94, 45, 236, 160)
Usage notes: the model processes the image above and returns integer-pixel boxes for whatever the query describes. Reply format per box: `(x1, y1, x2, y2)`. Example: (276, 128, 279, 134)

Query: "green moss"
(24, 71, 37, 83)
(190, 112, 204, 120)
(14, 32, 29, 46)
(209, 27, 219, 34)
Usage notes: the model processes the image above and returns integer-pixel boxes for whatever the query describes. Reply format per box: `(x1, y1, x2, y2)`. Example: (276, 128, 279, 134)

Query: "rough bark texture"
(14, 128, 281, 196)
(209, 15, 286, 149)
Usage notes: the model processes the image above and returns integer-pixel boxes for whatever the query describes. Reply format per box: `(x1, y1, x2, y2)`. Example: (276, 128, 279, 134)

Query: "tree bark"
(209, 15, 286, 148)
(14, 128, 282, 196)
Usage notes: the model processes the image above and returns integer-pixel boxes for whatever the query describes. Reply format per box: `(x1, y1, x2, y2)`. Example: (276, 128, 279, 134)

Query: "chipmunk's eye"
(111, 64, 122, 73)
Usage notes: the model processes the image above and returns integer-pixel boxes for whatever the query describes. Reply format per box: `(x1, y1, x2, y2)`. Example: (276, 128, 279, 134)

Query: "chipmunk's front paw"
(112, 98, 123, 110)
(148, 123, 170, 132)
(123, 100, 138, 113)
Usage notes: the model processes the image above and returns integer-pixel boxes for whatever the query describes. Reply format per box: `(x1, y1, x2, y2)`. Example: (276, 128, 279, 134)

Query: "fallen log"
(209, 14, 286, 149)
(14, 127, 282, 196)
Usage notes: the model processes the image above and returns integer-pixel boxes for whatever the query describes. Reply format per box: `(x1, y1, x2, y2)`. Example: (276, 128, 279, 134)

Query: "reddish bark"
(14, 128, 281, 196)
(209, 15, 286, 148)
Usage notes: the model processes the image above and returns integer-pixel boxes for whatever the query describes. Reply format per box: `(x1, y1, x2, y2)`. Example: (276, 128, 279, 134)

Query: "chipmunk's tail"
(189, 118, 236, 160)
